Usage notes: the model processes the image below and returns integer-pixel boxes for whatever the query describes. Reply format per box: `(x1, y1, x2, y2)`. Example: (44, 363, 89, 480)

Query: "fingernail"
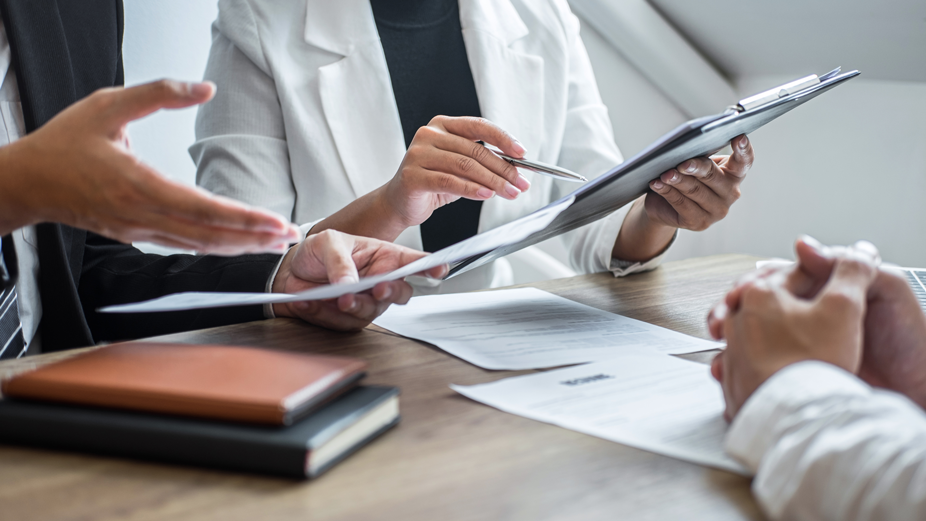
(799, 234, 825, 253)
(684, 161, 696, 173)
(512, 139, 526, 157)
(515, 174, 531, 191)
(853, 240, 882, 265)
(188, 81, 214, 98)
(739, 136, 749, 150)
(504, 183, 520, 198)
(336, 275, 358, 285)
(663, 172, 679, 184)
(476, 188, 494, 199)
(380, 285, 393, 300)
(652, 180, 664, 190)
(713, 303, 727, 321)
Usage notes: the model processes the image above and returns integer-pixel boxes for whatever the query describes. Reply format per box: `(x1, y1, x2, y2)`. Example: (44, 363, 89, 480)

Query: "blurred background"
(125, 0, 926, 275)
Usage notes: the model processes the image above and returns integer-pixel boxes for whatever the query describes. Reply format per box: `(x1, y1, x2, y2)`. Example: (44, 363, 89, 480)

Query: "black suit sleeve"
(78, 233, 282, 343)
(75, 3, 282, 343)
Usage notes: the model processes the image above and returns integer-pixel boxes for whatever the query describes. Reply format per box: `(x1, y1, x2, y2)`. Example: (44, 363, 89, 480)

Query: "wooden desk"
(0, 254, 762, 521)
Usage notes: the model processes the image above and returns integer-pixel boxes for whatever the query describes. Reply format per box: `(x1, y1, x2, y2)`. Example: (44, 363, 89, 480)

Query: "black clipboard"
(447, 68, 860, 278)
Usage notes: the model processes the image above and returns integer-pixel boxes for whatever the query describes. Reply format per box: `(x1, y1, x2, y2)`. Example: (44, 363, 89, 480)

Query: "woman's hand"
(378, 115, 531, 228)
(646, 134, 754, 231)
(612, 135, 754, 262)
(308, 117, 530, 243)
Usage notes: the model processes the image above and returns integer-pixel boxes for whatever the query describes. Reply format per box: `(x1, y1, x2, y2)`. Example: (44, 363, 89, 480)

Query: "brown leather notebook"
(1, 343, 366, 425)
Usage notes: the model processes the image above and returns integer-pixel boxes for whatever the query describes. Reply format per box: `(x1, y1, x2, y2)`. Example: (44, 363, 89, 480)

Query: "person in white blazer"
(191, 0, 754, 294)
(708, 237, 926, 521)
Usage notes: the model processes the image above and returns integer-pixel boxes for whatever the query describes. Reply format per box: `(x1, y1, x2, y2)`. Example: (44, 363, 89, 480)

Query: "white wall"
(665, 76, 926, 266)
(122, 1, 218, 254)
(123, 0, 217, 186)
(579, 17, 926, 267)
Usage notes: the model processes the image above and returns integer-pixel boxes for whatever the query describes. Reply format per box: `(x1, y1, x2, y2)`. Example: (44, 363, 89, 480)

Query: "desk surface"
(0, 254, 762, 521)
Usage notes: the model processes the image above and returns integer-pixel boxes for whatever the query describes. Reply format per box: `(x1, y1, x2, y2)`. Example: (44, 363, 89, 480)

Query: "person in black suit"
(0, 0, 438, 357)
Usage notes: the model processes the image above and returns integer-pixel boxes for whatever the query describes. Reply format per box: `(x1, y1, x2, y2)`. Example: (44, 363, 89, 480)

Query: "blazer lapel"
(305, 0, 406, 199)
(0, 0, 77, 132)
(459, 0, 544, 159)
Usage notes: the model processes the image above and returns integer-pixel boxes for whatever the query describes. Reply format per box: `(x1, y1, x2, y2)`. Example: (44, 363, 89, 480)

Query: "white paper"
(756, 258, 793, 269)
(100, 197, 575, 313)
(373, 287, 721, 370)
(452, 351, 748, 475)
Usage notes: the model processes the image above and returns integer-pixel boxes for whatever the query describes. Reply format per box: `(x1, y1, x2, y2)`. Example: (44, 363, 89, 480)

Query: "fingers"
(711, 352, 724, 382)
(653, 135, 750, 231)
(138, 166, 299, 237)
(707, 301, 727, 340)
(648, 179, 711, 230)
(114, 212, 293, 255)
(372, 280, 415, 305)
(815, 244, 880, 311)
(433, 115, 526, 158)
(97, 79, 216, 130)
(286, 299, 378, 332)
(657, 168, 729, 217)
(308, 230, 361, 285)
(420, 263, 449, 280)
(719, 135, 754, 179)
(409, 127, 529, 200)
(354, 236, 431, 276)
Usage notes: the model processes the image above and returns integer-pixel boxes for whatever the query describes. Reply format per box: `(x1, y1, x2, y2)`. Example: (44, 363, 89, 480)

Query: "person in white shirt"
(707, 235, 926, 521)
(192, 0, 754, 294)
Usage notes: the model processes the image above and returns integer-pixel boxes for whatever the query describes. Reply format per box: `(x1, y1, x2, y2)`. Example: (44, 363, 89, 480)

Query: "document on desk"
(452, 350, 749, 475)
(99, 198, 575, 313)
(372, 288, 721, 370)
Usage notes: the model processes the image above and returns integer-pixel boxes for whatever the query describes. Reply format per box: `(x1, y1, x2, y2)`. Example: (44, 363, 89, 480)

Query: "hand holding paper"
(99, 197, 575, 314)
(269, 230, 446, 331)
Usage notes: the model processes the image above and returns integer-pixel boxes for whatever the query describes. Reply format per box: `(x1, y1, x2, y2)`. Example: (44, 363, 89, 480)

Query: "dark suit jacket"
(0, 0, 282, 351)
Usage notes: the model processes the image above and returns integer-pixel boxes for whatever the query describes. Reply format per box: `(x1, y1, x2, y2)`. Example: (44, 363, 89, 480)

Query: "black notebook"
(0, 385, 399, 479)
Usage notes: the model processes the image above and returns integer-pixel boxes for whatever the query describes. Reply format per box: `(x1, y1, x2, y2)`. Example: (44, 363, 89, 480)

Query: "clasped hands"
(709, 236, 926, 420)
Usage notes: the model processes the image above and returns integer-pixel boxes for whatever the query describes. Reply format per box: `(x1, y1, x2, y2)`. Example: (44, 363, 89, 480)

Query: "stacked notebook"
(0, 342, 399, 479)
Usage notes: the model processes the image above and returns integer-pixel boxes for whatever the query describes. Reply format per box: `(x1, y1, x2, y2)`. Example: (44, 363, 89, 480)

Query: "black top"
(371, 0, 483, 253)
(0, 0, 278, 350)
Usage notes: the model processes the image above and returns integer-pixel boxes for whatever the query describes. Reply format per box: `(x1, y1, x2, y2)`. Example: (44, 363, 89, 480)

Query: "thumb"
(101, 79, 215, 129)
(318, 233, 360, 285)
(814, 246, 880, 310)
(788, 235, 837, 299)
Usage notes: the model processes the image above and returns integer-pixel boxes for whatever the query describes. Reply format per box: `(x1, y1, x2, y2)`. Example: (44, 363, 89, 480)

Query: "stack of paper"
(372, 288, 720, 370)
(453, 350, 747, 475)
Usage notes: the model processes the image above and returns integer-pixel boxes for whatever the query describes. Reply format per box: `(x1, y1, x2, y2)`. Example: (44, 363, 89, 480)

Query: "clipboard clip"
(731, 67, 842, 113)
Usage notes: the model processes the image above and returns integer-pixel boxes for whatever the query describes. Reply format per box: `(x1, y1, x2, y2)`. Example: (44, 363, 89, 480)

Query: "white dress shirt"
(0, 17, 41, 354)
(725, 361, 926, 521)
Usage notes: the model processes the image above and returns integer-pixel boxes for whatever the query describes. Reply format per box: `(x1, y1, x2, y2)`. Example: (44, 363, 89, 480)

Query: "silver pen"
(477, 141, 588, 183)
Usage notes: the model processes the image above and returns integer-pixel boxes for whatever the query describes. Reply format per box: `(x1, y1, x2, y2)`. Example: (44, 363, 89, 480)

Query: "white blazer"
(191, 0, 668, 293)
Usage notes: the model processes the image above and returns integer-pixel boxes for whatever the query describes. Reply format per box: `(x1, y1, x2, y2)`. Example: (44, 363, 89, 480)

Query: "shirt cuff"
(608, 230, 678, 278)
(299, 219, 323, 238)
(263, 244, 297, 319)
(724, 360, 871, 472)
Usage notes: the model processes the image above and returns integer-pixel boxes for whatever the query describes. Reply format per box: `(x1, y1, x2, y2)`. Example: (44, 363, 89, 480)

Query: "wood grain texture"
(0, 254, 763, 521)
